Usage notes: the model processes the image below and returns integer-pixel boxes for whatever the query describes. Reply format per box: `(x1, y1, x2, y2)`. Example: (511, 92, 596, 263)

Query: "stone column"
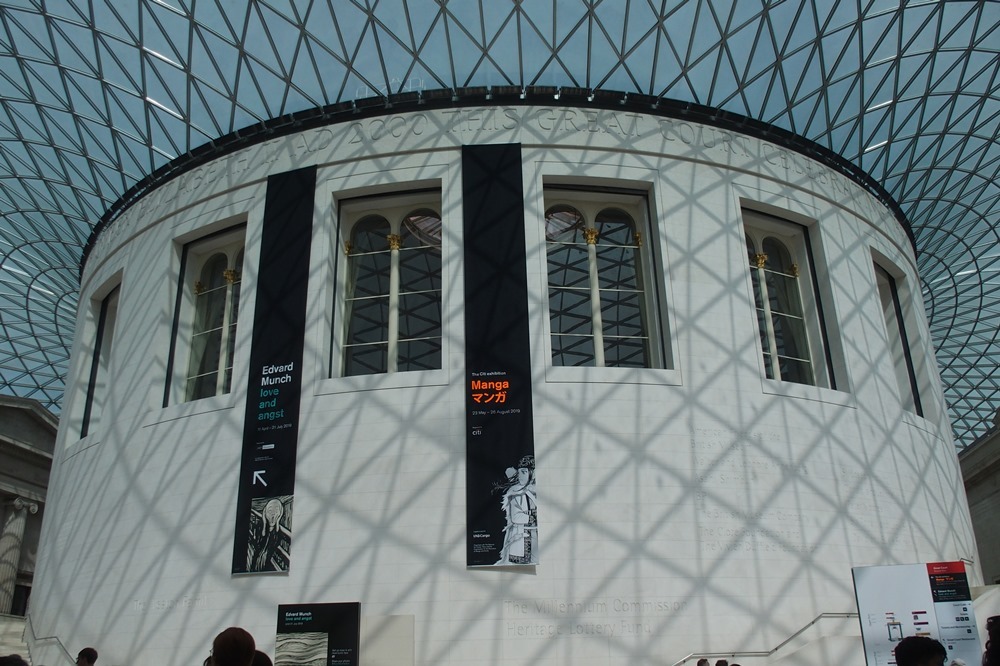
(0, 497, 38, 614)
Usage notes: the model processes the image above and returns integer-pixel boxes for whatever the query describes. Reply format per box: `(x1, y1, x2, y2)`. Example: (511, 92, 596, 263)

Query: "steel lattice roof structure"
(0, 1, 997, 447)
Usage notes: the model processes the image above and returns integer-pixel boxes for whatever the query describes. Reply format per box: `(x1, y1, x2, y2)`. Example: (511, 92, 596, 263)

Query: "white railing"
(670, 612, 860, 666)
(23, 612, 75, 665)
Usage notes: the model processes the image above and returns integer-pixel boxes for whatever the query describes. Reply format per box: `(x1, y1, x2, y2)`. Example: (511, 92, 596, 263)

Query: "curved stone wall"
(30, 105, 977, 666)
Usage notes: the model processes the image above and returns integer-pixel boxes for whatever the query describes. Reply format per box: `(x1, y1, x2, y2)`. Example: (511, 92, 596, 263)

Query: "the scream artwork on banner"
(232, 166, 316, 575)
(462, 144, 538, 567)
(276, 602, 361, 666)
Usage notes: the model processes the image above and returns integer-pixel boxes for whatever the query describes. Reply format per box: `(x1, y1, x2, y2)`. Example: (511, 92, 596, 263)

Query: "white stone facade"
(30, 106, 978, 666)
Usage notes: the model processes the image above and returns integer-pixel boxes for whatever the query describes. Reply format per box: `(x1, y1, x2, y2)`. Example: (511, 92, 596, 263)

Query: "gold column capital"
(583, 228, 599, 245)
(8, 497, 38, 514)
(753, 253, 768, 269)
(387, 234, 402, 250)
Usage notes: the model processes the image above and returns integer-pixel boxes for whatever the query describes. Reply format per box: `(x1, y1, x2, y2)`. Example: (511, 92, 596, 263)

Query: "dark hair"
(0, 655, 30, 666)
(893, 636, 945, 666)
(78, 647, 99, 664)
(212, 627, 256, 666)
(984, 616, 1000, 666)
(251, 651, 273, 666)
(715, 660, 729, 666)
(696, 660, 710, 666)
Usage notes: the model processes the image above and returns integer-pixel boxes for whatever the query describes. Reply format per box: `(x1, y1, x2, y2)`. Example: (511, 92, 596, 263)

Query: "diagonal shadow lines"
(26, 110, 980, 665)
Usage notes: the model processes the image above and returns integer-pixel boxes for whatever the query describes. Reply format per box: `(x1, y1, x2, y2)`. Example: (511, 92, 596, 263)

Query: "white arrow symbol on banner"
(252, 470, 267, 486)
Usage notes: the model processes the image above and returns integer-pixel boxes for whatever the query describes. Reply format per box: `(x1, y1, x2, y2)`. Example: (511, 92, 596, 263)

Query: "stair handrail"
(23, 612, 76, 665)
(670, 611, 860, 666)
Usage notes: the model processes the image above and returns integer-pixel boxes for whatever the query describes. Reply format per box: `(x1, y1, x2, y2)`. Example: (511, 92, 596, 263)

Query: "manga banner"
(462, 144, 538, 567)
(231, 166, 316, 574)
(276, 602, 361, 666)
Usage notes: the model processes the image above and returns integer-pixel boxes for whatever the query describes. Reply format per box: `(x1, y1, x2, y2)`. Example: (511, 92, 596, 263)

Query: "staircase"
(0, 613, 30, 663)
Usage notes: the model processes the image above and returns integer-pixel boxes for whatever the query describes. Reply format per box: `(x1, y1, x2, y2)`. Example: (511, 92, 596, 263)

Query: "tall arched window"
(341, 194, 442, 376)
(743, 209, 833, 388)
(545, 188, 664, 368)
(168, 226, 245, 404)
(344, 216, 392, 374)
(874, 263, 923, 415)
(81, 284, 120, 436)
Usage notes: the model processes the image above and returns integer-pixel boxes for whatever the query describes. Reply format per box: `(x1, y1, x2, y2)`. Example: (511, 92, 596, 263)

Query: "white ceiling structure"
(0, 0, 997, 447)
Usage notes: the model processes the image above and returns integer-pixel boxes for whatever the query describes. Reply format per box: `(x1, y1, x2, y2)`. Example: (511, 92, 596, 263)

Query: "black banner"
(232, 166, 316, 574)
(463, 144, 538, 567)
(276, 602, 361, 666)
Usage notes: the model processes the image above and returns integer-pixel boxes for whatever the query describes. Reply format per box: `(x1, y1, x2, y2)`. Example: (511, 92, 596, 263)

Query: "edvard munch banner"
(462, 144, 538, 567)
(232, 166, 316, 575)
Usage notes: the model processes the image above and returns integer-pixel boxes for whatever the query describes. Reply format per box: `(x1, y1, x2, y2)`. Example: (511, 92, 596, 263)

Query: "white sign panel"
(853, 561, 980, 666)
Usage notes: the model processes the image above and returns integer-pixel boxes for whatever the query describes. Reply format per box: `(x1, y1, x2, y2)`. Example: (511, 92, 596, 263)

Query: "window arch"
(341, 193, 442, 377)
(185, 245, 243, 400)
(747, 234, 812, 384)
(168, 225, 245, 404)
(544, 188, 662, 368)
(874, 262, 923, 415)
(743, 209, 833, 388)
(344, 216, 392, 374)
(81, 284, 120, 436)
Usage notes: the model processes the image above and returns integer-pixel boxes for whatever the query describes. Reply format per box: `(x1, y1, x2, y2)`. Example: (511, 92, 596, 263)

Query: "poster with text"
(462, 144, 538, 567)
(276, 602, 360, 666)
(853, 561, 981, 665)
(231, 166, 316, 574)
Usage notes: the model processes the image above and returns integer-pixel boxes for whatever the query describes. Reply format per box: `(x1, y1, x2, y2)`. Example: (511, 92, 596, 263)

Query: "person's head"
(715, 660, 729, 666)
(697, 660, 710, 666)
(894, 636, 947, 666)
(211, 627, 255, 666)
(251, 651, 273, 666)
(986, 616, 1000, 666)
(76, 647, 98, 665)
(0, 655, 30, 666)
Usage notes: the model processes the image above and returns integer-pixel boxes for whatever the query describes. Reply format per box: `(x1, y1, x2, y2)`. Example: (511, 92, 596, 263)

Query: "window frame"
(873, 260, 924, 417)
(543, 185, 668, 370)
(335, 189, 443, 378)
(80, 284, 120, 437)
(742, 208, 836, 390)
(165, 224, 247, 406)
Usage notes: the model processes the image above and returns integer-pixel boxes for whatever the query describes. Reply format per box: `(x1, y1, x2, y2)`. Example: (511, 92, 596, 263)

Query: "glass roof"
(0, 1, 997, 447)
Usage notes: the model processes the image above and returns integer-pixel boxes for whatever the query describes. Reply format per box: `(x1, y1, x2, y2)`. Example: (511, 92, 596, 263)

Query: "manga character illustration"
(495, 455, 537, 565)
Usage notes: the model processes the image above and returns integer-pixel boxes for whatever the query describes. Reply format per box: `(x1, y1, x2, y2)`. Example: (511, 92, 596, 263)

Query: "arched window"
(81, 284, 120, 436)
(341, 194, 442, 376)
(874, 263, 923, 415)
(545, 188, 663, 368)
(344, 216, 392, 374)
(744, 209, 833, 387)
(397, 209, 443, 371)
(169, 225, 245, 404)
